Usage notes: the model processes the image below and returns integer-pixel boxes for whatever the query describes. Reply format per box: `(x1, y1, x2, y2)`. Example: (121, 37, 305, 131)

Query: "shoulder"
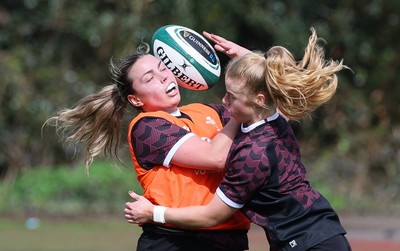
(205, 103, 229, 115)
(230, 126, 279, 167)
(204, 103, 232, 125)
(133, 111, 172, 122)
(181, 103, 226, 114)
(129, 113, 182, 138)
(130, 115, 167, 129)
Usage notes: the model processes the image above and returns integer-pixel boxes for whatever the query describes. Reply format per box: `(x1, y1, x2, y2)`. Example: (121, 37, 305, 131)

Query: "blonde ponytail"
(226, 27, 347, 121)
(45, 84, 126, 173)
(266, 27, 346, 120)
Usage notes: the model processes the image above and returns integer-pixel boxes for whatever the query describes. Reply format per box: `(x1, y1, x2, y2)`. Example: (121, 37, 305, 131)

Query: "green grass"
(2, 216, 397, 251)
(0, 216, 142, 251)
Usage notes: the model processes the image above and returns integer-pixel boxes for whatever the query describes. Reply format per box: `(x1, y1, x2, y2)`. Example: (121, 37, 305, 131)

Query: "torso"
(219, 115, 346, 250)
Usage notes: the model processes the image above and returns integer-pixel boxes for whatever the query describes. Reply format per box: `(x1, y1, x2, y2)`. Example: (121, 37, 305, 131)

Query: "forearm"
(209, 119, 239, 165)
(217, 118, 240, 141)
(125, 192, 238, 228)
(154, 196, 236, 228)
(164, 206, 222, 228)
(170, 118, 238, 170)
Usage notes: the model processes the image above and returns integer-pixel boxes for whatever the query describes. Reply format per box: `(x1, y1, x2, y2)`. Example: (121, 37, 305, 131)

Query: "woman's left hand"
(203, 31, 251, 58)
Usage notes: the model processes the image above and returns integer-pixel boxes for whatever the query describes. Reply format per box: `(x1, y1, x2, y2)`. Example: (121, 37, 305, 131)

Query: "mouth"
(166, 82, 177, 94)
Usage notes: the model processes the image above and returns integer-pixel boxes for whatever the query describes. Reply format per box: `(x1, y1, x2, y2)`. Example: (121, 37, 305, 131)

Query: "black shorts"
(136, 224, 249, 251)
(308, 234, 352, 251)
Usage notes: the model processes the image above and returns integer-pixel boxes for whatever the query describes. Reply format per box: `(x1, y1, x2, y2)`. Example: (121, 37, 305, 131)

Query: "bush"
(0, 160, 141, 216)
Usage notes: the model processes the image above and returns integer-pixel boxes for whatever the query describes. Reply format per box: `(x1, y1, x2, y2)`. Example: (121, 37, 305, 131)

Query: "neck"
(248, 108, 275, 124)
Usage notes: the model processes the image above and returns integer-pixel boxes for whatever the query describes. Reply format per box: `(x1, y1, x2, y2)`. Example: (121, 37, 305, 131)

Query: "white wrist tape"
(153, 206, 167, 224)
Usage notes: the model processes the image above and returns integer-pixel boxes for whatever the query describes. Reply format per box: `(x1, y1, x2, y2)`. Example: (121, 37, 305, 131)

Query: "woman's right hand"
(124, 191, 154, 225)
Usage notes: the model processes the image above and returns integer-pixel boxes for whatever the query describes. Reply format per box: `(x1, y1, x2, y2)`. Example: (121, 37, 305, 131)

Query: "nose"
(222, 93, 228, 106)
(156, 71, 168, 84)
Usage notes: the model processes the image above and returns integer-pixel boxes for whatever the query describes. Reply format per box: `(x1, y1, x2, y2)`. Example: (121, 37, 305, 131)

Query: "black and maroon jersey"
(217, 112, 346, 251)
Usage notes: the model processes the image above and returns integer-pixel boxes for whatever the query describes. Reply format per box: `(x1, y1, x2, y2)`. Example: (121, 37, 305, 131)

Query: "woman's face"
(127, 55, 180, 113)
(223, 77, 258, 124)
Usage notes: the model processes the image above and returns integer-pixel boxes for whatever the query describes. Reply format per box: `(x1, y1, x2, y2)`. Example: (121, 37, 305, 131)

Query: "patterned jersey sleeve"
(206, 104, 231, 126)
(131, 116, 193, 170)
(218, 141, 272, 207)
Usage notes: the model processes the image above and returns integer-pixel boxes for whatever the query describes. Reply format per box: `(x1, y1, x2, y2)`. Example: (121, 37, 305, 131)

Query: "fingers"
(125, 216, 138, 224)
(128, 190, 141, 200)
(203, 31, 234, 57)
(203, 31, 218, 42)
(203, 31, 227, 48)
(124, 206, 139, 224)
(125, 193, 141, 223)
(214, 44, 230, 54)
(124, 191, 146, 225)
(203, 31, 212, 39)
(203, 31, 227, 43)
(123, 207, 131, 214)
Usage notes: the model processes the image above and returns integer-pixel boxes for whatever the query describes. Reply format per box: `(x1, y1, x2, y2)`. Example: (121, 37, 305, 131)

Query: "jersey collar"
(170, 109, 181, 117)
(241, 111, 279, 133)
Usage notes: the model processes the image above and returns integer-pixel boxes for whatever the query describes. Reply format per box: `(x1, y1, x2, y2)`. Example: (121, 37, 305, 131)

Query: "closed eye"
(144, 74, 154, 82)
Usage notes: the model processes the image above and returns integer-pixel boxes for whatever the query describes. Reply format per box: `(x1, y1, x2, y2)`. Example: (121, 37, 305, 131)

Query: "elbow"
(193, 212, 225, 228)
(208, 216, 225, 227)
(200, 212, 227, 228)
(213, 156, 227, 169)
(195, 217, 221, 228)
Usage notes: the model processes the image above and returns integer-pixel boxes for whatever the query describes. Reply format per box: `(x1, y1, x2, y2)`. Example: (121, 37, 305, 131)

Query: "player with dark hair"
(124, 28, 352, 251)
(45, 32, 252, 250)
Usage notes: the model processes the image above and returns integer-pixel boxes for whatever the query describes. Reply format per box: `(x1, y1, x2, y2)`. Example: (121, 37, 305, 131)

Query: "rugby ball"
(151, 25, 221, 91)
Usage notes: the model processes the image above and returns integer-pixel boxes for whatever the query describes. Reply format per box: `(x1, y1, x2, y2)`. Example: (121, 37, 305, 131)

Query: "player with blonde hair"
(125, 28, 352, 251)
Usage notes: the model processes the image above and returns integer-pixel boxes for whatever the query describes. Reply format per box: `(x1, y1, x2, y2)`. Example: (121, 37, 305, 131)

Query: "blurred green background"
(0, 0, 399, 249)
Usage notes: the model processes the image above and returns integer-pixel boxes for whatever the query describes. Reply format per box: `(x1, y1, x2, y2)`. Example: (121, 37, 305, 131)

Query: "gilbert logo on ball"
(152, 25, 221, 91)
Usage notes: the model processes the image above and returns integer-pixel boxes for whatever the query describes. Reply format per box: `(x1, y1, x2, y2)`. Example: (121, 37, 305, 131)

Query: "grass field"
(0, 216, 268, 251)
(4, 215, 398, 251)
(0, 216, 141, 251)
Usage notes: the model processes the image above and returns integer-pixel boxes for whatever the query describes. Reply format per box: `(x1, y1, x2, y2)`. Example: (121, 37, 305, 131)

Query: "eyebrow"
(142, 60, 163, 77)
(228, 88, 244, 97)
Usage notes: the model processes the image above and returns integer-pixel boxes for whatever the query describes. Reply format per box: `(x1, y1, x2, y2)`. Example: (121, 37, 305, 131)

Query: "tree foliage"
(1, 0, 399, 211)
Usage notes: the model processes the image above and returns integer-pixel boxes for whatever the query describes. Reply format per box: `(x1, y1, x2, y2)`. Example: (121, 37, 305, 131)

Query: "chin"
(231, 118, 240, 124)
(172, 98, 181, 107)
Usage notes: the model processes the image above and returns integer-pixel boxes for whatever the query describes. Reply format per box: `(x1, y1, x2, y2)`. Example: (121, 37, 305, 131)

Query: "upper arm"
(131, 117, 190, 170)
(218, 144, 271, 205)
(132, 115, 236, 170)
(167, 105, 236, 170)
(170, 135, 228, 170)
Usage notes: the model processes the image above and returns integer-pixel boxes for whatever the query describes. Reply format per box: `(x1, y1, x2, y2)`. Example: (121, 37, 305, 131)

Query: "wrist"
(153, 206, 167, 224)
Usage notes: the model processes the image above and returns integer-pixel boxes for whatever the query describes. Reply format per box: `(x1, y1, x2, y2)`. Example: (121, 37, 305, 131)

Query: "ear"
(255, 93, 266, 107)
(127, 94, 143, 107)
